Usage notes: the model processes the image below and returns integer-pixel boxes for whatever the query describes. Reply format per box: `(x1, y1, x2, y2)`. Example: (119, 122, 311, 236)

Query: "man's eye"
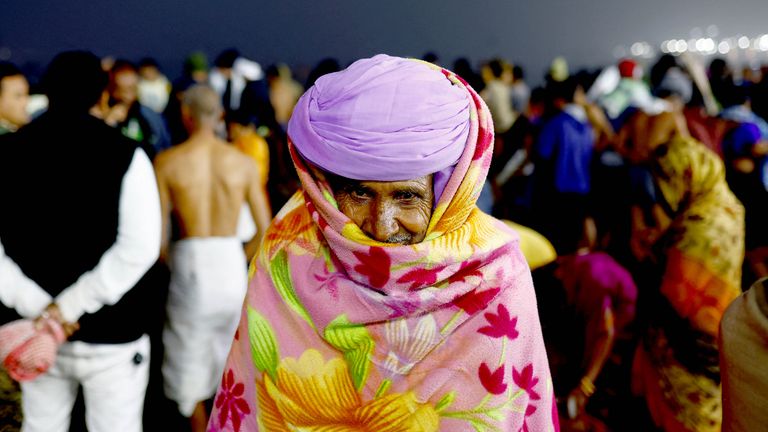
(351, 188, 371, 199)
(396, 191, 419, 201)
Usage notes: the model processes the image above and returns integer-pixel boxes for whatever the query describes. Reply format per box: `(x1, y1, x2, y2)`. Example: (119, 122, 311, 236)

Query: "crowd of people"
(0, 45, 766, 432)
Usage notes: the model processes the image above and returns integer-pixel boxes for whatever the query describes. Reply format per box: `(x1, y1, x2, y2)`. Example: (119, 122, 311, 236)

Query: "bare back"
(156, 135, 258, 239)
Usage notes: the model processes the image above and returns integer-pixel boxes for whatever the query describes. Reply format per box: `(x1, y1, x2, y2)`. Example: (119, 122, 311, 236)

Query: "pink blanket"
(207, 59, 557, 432)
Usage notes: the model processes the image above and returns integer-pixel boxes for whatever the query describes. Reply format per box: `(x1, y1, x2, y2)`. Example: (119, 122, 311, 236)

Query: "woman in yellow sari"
(625, 112, 744, 432)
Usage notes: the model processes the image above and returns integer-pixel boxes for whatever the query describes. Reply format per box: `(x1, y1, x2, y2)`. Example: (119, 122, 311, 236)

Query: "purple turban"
(287, 54, 470, 183)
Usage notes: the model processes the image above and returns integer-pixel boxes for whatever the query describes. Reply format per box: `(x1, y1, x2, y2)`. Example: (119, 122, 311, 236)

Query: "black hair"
(306, 58, 341, 88)
(650, 54, 678, 90)
(709, 58, 729, 79)
(138, 57, 160, 70)
(549, 76, 579, 103)
(422, 52, 439, 64)
(214, 48, 240, 69)
(488, 59, 504, 79)
(512, 65, 524, 81)
(42, 51, 108, 112)
(529, 86, 547, 105)
(227, 108, 260, 127)
(265, 64, 280, 79)
(719, 84, 749, 108)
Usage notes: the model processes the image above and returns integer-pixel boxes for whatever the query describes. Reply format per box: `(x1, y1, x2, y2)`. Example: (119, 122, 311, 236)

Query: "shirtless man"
(153, 85, 271, 431)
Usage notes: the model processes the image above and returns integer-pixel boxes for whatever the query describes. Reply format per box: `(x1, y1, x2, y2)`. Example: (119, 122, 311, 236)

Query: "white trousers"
(20, 334, 150, 432)
(163, 237, 247, 417)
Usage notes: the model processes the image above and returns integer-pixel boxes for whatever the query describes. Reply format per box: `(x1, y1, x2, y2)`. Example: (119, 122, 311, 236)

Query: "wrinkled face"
(0, 75, 29, 128)
(333, 175, 434, 245)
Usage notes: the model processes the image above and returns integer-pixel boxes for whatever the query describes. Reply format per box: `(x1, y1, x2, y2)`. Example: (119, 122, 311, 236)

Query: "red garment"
(0, 318, 65, 381)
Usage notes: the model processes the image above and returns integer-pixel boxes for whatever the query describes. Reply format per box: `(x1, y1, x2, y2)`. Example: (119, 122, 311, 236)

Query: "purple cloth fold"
(287, 54, 470, 182)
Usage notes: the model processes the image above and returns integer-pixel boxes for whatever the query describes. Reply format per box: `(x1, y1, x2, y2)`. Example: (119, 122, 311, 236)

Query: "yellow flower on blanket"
(256, 349, 439, 431)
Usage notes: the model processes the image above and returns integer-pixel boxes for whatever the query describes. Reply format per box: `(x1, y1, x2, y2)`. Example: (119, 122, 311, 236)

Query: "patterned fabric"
(0, 318, 66, 382)
(207, 61, 557, 432)
(633, 136, 745, 432)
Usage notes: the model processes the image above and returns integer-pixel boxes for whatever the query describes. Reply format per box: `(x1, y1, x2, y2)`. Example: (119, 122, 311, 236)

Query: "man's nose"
(368, 202, 399, 242)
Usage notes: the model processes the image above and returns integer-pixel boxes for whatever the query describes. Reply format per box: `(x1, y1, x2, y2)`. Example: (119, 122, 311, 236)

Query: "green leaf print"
(270, 250, 315, 330)
(247, 306, 279, 382)
(323, 314, 375, 390)
(435, 391, 456, 412)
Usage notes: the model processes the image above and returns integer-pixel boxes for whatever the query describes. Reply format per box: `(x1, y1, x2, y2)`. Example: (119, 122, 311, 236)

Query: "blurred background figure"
(137, 57, 171, 114)
(98, 59, 171, 159)
(265, 63, 302, 132)
(0, 62, 30, 135)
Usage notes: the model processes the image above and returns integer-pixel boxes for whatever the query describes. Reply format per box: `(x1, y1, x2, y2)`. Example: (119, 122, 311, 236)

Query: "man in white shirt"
(0, 51, 161, 432)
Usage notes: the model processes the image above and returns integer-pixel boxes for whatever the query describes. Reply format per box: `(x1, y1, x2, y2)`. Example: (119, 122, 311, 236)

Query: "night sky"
(3, 0, 768, 83)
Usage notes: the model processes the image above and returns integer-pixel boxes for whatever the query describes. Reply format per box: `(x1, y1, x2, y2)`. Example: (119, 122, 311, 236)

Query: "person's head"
(181, 84, 223, 132)
(719, 84, 750, 109)
(620, 111, 689, 163)
(422, 52, 439, 65)
(42, 50, 108, 113)
(183, 51, 209, 83)
(482, 58, 505, 83)
(527, 87, 547, 119)
(512, 65, 525, 83)
(138, 57, 161, 81)
(108, 60, 139, 106)
(549, 76, 581, 108)
(288, 55, 473, 245)
(214, 48, 240, 78)
(618, 59, 642, 80)
(0, 62, 30, 128)
(305, 58, 341, 89)
(227, 109, 259, 141)
(709, 58, 731, 80)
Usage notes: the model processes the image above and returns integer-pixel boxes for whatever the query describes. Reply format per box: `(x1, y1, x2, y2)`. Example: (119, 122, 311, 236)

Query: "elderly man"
(206, 55, 556, 431)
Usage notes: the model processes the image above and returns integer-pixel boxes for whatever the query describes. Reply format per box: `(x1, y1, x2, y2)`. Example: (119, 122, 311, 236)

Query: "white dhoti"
(162, 237, 247, 417)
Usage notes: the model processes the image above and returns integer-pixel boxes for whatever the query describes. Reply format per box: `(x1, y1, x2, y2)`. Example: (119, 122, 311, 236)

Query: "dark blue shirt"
(535, 108, 594, 194)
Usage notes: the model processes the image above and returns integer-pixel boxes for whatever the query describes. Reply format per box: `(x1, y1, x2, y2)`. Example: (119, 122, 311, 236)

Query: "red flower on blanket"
(513, 364, 541, 401)
(519, 405, 537, 432)
(447, 260, 483, 284)
(215, 369, 251, 432)
(353, 247, 391, 288)
(478, 304, 519, 340)
(453, 287, 500, 314)
(397, 264, 448, 291)
(478, 363, 507, 395)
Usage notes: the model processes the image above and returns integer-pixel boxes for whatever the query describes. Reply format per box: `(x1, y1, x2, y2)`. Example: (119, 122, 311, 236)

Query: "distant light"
(688, 39, 699, 52)
(738, 36, 751, 49)
(704, 38, 716, 53)
(718, 41, 731, 54)
(666, 40, 678, 53)
(759, 34, 768, 51)
(631, 42, 644, 57)
(706, 25, 720, 37)
(676, 40, 688, 53)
